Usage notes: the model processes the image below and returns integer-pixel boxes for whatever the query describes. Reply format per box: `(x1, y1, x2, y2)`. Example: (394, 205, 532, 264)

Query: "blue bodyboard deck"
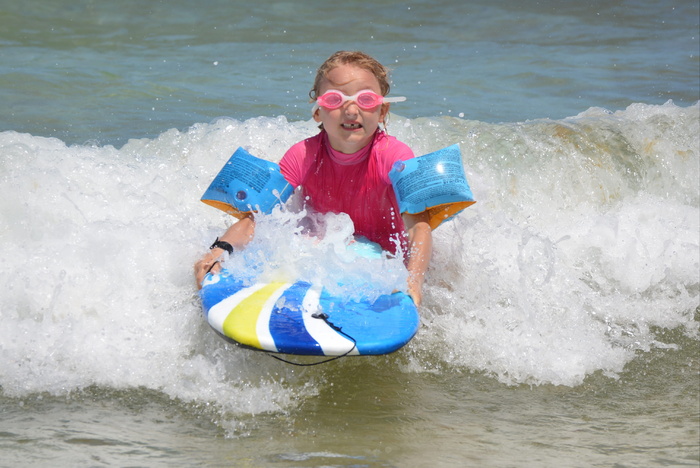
(200, 271, 419, 356)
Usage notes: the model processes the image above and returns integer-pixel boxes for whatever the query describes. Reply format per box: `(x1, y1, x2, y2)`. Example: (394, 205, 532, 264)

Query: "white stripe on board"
(301, 285, 359, 356)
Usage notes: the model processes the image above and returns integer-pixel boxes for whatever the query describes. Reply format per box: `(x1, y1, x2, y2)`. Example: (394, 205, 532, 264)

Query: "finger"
(206, 260, 220, 274)
(407, 288, 422, 307)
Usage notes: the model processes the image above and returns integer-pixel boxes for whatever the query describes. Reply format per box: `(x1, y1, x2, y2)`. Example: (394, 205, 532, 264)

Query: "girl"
(195, 51, 432, 306)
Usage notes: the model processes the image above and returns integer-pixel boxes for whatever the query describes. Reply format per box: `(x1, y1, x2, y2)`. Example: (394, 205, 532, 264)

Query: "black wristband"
(209, 237, 234, 254)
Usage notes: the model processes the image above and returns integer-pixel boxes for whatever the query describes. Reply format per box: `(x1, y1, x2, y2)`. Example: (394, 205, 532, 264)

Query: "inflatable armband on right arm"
(389, 144, 476, 230)
(201, 147, 293, 219)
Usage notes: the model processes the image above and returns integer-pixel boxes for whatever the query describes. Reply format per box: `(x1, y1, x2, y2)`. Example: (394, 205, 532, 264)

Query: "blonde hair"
(309, 51, 392, 101)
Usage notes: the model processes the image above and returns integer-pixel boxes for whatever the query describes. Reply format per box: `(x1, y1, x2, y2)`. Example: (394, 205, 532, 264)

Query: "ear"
(312, 108, 322, 123)
(379, 103, 390, 123)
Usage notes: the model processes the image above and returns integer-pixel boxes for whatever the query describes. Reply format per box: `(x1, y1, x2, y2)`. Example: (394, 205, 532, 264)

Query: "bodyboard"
(200, 271, 419, 356)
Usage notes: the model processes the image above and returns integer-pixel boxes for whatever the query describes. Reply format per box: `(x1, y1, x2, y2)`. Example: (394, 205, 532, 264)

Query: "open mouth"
(342, 123, 362, 129)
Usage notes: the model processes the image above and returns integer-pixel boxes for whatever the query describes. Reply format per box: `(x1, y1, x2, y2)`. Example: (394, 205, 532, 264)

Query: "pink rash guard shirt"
(279, 130, 415, 253)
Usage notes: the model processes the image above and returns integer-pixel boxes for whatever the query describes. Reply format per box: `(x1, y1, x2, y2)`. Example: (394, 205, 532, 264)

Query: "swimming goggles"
(312, 89, 406, 113)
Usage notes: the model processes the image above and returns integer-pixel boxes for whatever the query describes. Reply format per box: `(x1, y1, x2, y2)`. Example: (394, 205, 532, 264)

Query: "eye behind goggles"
(312, 89, 406, 113)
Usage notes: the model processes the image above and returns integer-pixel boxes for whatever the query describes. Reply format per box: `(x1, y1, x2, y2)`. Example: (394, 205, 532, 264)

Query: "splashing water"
(0, 103, 697, 420)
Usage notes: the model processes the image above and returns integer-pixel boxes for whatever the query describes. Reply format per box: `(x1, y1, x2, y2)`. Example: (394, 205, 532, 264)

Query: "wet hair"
(309, 51, 392, 101)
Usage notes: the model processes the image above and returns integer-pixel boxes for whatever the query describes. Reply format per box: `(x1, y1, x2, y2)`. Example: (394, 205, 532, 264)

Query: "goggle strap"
(382, 96, 407, 103)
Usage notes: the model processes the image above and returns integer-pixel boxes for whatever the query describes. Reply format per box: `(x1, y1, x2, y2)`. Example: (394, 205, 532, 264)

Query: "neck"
(324, 131, 377, 165)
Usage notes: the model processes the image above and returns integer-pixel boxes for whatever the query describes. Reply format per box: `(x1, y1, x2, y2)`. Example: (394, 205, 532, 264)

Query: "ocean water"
(1, 1, 699, 467)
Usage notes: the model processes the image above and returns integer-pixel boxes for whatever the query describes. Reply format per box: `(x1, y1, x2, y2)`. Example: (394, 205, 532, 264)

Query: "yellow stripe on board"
(222, 282, 287, 349)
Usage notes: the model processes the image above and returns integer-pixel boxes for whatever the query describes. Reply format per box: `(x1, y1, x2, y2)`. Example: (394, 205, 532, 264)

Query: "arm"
(194, 141, 304, 290)
(402, 211, 432, 307)
(194, 214, 255, 288)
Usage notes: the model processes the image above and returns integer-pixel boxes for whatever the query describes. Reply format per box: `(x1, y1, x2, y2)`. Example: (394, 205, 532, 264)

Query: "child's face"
(313, 63, 390, 154)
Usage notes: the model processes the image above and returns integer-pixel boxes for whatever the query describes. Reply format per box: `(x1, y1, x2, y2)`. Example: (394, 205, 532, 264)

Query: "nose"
(343, 100, 360, 116)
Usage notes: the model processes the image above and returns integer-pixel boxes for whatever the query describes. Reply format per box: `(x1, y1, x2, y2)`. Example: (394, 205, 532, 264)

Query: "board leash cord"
(269, 312, 357, 366)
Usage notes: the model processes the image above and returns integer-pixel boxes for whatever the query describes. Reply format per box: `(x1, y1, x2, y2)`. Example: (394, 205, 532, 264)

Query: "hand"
(194, 216, 256, 289)
(194, 250, 224, 289)
(407, 277, 423, 307)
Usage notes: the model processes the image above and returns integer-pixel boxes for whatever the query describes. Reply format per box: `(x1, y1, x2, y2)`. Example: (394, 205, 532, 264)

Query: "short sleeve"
(374, 135, 415, 185)
(279, 136, 322, 188)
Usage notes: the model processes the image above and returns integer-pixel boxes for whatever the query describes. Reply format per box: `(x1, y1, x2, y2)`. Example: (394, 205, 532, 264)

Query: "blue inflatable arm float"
(201, 147, 293, 218)
(389, 144, 476, 230)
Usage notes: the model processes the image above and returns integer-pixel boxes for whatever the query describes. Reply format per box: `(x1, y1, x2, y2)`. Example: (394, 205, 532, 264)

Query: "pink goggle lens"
(314, 90, 406, 112)
(317, 90, 383, 110)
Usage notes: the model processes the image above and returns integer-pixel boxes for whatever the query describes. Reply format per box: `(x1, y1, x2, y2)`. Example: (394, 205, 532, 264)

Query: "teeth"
(342, 123, 361, 129)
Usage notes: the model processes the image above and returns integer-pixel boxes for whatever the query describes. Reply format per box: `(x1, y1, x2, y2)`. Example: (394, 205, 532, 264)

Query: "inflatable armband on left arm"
(388, 144, 476, 230)
(201, 147, 293, 219)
